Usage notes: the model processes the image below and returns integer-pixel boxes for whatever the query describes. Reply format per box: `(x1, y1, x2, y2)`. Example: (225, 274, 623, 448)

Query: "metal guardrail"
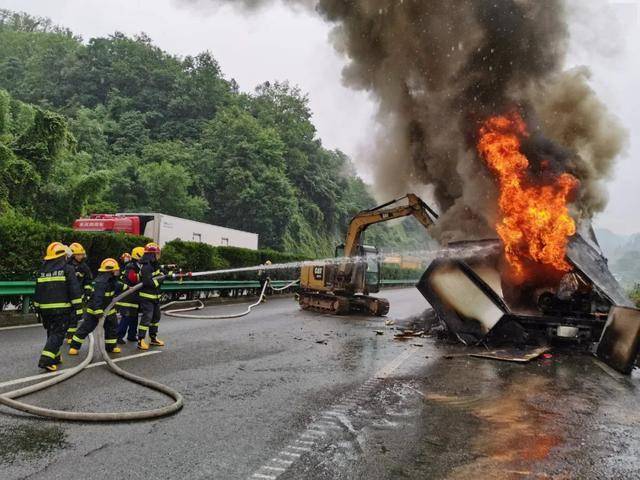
(0, 279, 418, 313)
(379, 279, 419, 285)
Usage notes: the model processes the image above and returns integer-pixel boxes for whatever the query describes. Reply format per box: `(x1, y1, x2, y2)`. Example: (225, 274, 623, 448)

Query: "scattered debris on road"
(469, 346, 551, 363)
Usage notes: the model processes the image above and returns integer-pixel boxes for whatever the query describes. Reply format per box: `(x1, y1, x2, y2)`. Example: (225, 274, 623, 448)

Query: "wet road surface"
(0, 288, 638, 479)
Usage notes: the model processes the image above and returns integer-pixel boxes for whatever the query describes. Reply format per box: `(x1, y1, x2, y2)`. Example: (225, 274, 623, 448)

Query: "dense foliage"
(161, 240, 307, 273)
(0, 212, 150, 279)
(0, 214, 309, 281)
(0, 210, 421, 284)
(0, 9, 429, 256)
(630, 284, 640, 308)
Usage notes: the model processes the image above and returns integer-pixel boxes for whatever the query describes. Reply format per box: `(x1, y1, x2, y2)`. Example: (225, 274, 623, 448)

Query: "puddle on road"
(0, 424, 67, 463)
(425, 375, 561, 479)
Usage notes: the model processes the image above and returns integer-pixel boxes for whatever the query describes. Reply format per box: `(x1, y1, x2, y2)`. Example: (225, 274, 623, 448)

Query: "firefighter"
(66, 242, 93, 342)
(69, 258, 123, 355)
(137, 242, 167, 350)
(116, 247, 144, 344)
(120, 252, 132, 266)
(34, 242, 83, 372)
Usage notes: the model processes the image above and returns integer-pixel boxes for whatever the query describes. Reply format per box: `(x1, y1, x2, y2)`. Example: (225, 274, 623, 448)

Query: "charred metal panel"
(567, 234, 632, 308)
(417, 259, 508, 344)
(596, 307, 640, 374)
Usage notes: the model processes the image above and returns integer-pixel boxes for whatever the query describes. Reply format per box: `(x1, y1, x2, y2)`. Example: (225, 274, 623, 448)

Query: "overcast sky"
(1, 0, 638, 235)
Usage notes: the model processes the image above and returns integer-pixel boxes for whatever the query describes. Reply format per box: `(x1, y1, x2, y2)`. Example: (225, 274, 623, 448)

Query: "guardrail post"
(22, 296, 30, 314)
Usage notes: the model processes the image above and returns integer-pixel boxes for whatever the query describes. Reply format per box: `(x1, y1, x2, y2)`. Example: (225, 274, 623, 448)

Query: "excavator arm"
(298, 193, 439, 316)
(343, 193, 439, 257)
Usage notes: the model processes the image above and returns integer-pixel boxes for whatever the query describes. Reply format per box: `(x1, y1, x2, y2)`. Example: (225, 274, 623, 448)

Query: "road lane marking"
(0, 323, 40, 331)
(248, 346, 420, 480)
(287, 446, 311, 451)
(0, 351, 161, 389)
(281, 451, 301, 458)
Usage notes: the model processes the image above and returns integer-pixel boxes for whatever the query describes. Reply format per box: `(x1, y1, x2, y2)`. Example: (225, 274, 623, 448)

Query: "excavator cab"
(334, 244, 381, 295)
(299, 193, 438, 316)
(362, 245, 381, 294)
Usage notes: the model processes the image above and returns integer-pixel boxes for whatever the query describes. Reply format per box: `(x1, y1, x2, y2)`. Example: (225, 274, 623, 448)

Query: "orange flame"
(477, 111, 579, 282)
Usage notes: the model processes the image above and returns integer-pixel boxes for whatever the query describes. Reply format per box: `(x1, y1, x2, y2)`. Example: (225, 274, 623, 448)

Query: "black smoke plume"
(178, 0, 626, 243)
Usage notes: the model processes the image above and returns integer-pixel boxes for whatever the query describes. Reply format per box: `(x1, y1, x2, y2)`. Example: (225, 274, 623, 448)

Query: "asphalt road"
(0, 288, 638, 480)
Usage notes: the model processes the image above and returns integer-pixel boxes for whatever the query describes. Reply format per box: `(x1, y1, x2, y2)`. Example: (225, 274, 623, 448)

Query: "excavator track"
(299, 292, 389, 316)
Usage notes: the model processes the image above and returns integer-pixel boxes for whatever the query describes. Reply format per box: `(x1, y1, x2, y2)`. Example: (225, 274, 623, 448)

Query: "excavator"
(299, 194, 439, 316)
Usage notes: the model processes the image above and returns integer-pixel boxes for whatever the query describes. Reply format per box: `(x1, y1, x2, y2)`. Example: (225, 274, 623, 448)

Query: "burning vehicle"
(416, 113, 640, 375)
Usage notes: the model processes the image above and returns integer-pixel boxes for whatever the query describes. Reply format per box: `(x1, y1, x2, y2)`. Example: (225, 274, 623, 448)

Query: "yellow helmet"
(98, 258, 120, 273)
(69, 242, 86, 256)
(44, 242, 68, 260)
(265, 260, 272, 266)
(132, 247, 145, 260)
(120, 252, 132, 263)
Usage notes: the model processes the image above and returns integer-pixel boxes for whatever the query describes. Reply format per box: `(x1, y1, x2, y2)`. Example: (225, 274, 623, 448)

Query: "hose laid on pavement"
(0, 278, 184, 422)
(164, 280, 271, 319)
(0, 273, 297, 420)
(163, 279, 299, 319)
(269, 279, 299, 292)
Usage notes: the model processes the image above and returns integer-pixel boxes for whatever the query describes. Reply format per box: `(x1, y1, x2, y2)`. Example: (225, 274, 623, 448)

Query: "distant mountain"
(595, 228, 640, 289)
(594, 228, 631, 259)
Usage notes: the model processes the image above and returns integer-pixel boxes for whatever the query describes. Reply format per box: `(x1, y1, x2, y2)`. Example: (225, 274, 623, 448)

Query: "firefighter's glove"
(166, 271, 177, 281)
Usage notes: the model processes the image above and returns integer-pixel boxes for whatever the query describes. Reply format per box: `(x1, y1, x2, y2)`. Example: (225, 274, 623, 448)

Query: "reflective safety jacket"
(139, 253, 163, 303)
(116, 260, 142, 311)
(85, 272, 123, 318)
(70, 257, 94, 296)
(34, 257, 83, 315)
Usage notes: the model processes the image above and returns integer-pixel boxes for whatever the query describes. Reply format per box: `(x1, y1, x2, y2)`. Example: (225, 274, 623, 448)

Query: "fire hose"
(0, 272, 297, 421)
(162, 279, 299, 319)
(0, 277, 184, 421)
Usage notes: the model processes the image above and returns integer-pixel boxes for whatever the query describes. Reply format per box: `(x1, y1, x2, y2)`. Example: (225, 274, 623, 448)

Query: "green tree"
(137, 161, 207, 220)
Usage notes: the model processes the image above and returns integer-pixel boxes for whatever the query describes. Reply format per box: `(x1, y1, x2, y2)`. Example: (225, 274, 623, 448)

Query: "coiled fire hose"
(0, 277, 184, 421)
(0, 271, 296, 421)
(162, 279, 299, 319)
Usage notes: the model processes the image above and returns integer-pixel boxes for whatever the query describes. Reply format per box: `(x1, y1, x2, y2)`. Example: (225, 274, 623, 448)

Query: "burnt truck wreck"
(417, 225, 640, 374)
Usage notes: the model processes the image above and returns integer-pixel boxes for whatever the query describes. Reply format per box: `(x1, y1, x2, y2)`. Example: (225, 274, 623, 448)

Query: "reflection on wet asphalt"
(0, 288, 638, 479)
(283, 344, 640, 480)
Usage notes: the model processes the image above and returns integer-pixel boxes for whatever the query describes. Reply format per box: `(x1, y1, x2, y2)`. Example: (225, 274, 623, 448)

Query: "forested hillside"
(0, 9, 429, 256)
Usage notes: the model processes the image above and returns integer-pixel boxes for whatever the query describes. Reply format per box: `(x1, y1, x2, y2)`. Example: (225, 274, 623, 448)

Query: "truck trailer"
(73, 213, 259, 250)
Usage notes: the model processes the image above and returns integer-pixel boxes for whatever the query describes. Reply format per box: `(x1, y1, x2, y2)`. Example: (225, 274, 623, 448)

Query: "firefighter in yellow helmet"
(69, 258, 123, 355)
(136, 243, 167, 350)
(115, 247, 144, 344)
(66, 242, 93, 342)
(34, 242, 83, 371)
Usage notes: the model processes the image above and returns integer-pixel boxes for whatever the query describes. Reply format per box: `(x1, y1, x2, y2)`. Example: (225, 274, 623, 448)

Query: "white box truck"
(73, 213, 259, 250)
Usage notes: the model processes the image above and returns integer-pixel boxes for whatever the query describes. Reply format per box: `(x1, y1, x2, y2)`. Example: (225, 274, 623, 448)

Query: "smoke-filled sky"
(1, 0, 638, 235)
